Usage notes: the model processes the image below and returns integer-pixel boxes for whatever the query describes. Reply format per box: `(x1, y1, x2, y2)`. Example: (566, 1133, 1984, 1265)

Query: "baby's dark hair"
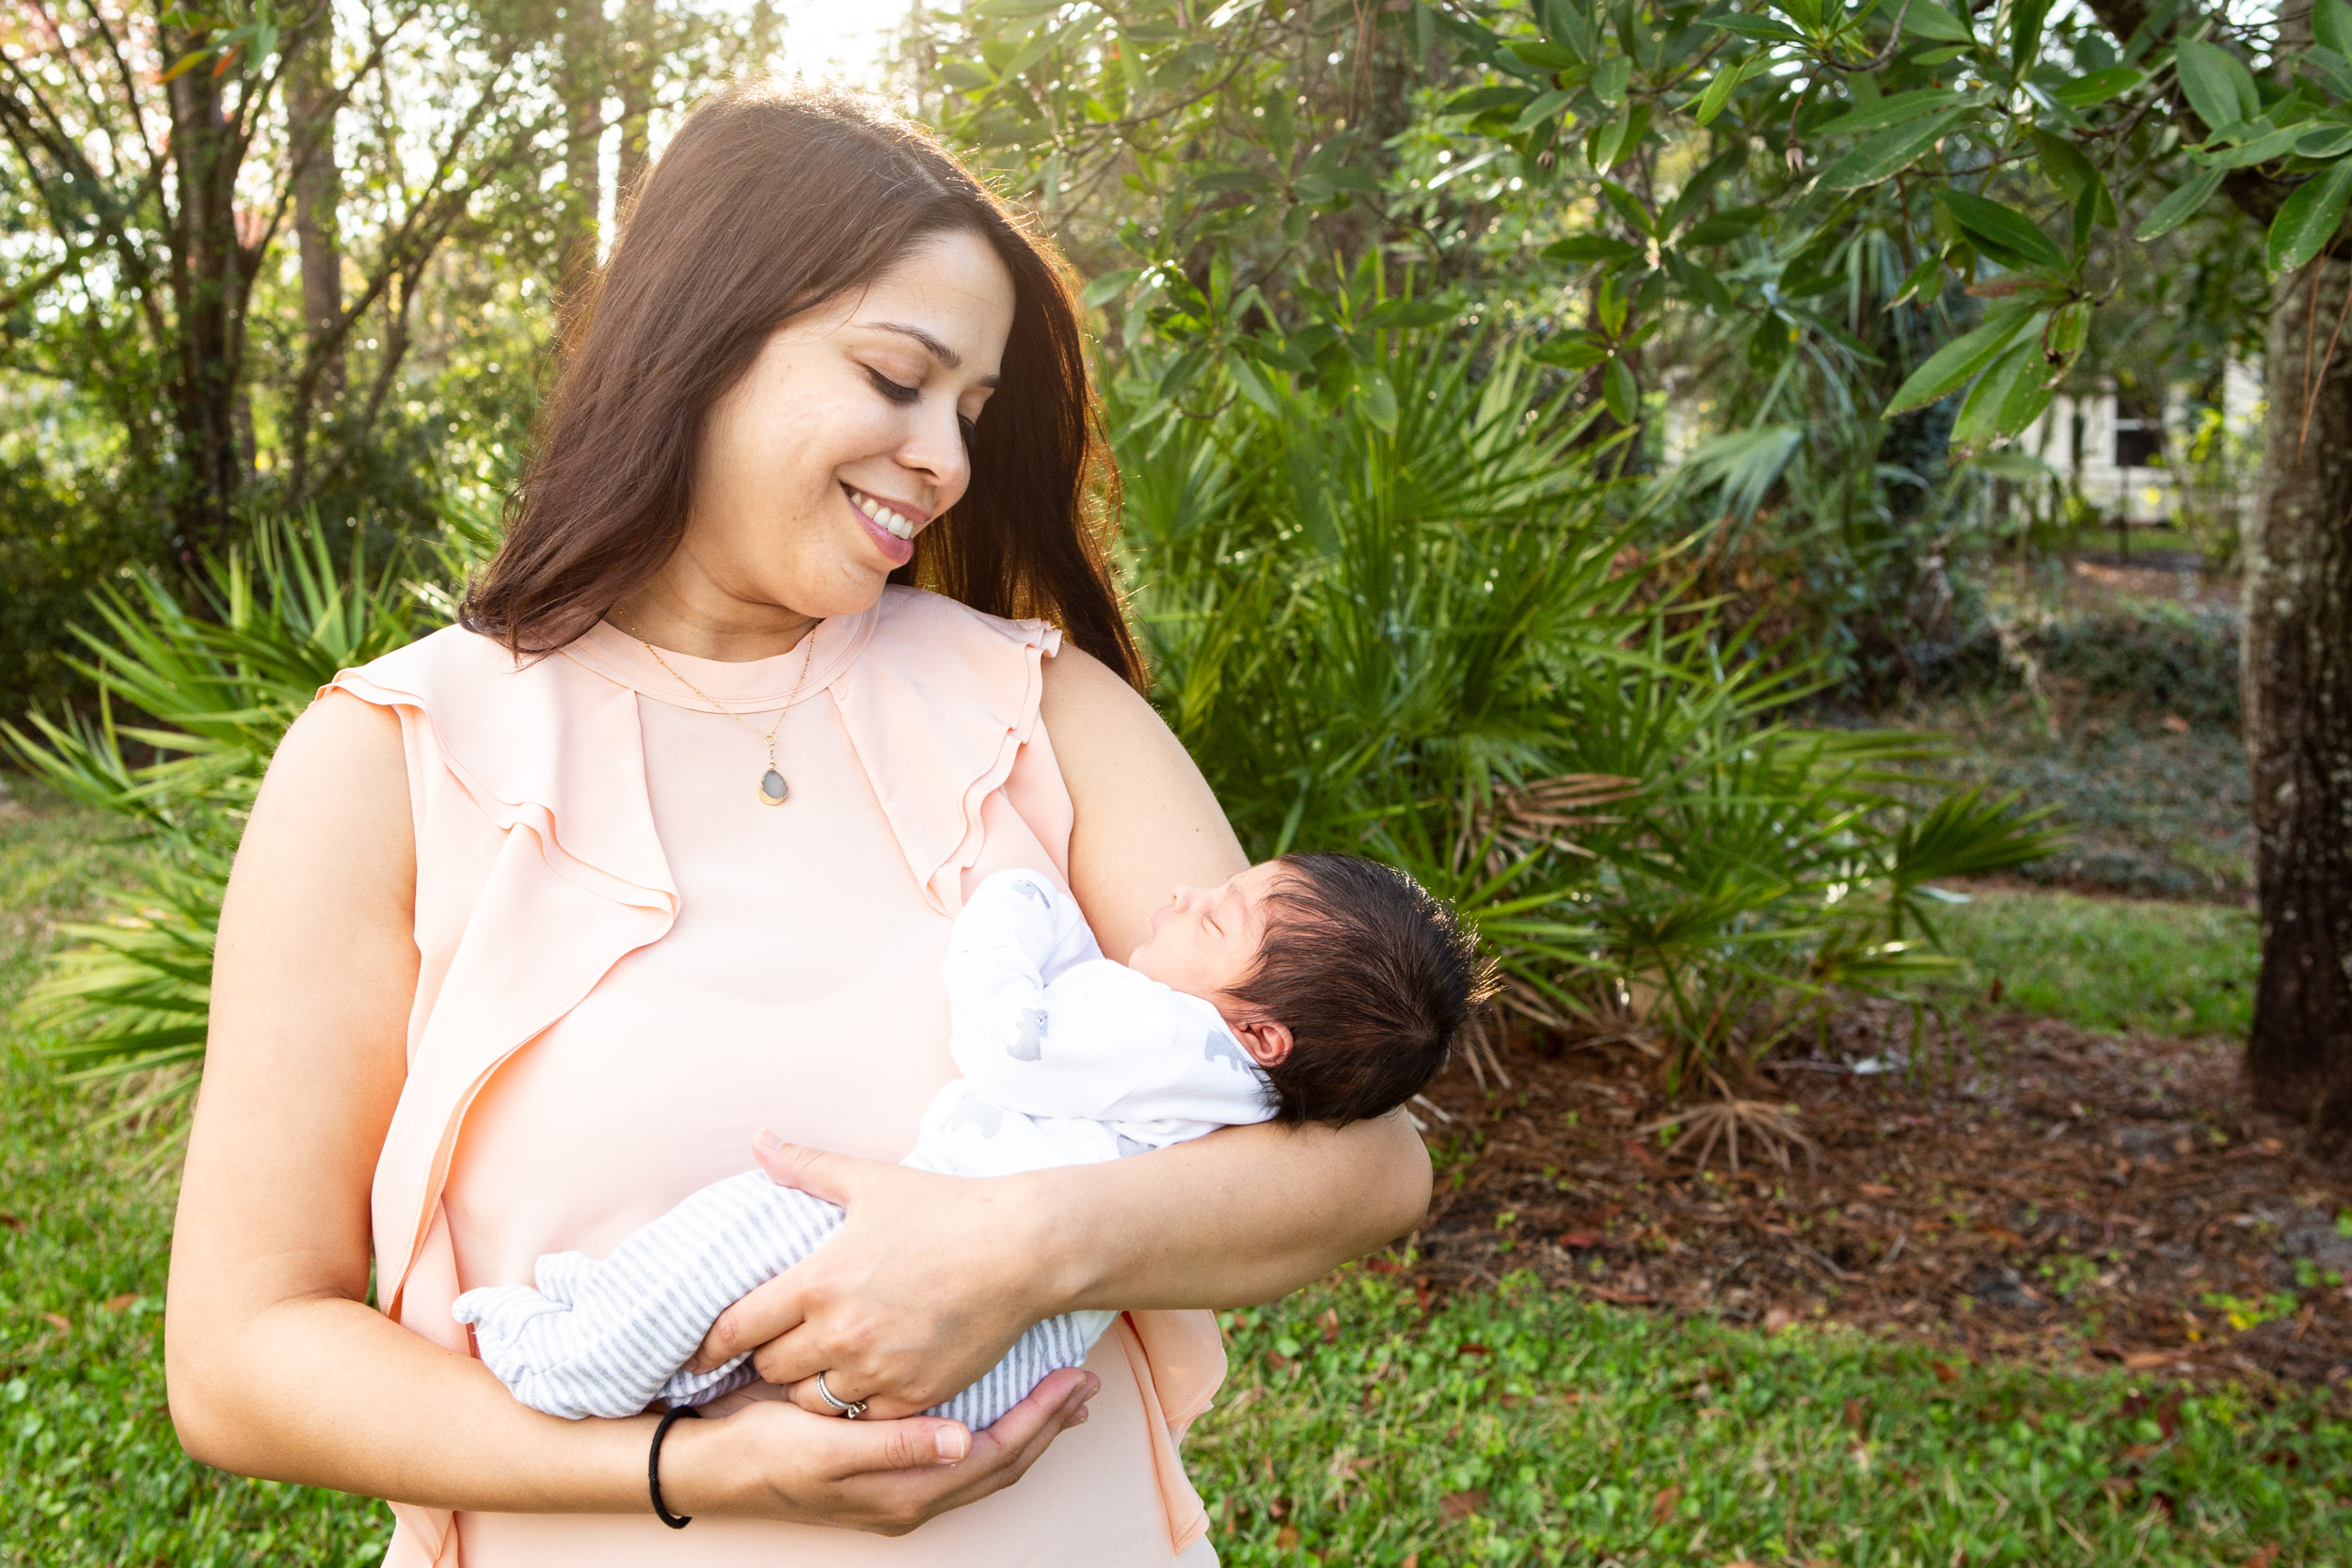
(1230, 853, 1496, 1127)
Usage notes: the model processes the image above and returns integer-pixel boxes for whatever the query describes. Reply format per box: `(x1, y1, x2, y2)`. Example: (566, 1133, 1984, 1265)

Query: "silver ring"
(812, 1371, 867, 1419)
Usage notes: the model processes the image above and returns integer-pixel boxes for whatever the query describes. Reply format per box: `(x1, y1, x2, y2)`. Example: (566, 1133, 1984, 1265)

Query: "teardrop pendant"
(758, 768, 789, 806)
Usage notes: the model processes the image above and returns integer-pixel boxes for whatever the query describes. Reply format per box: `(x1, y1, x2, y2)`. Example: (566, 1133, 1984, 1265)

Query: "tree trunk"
(614, 0, 655, 213)
(2243, 255, 2352, 1155)
(163, 48, 252, 553)
(556, 6, 606, 309)
(287, 29, 344, 406)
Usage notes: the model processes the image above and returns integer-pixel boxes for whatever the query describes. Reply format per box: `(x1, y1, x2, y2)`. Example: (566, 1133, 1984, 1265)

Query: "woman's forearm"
(1035, 1110, 1432, 1314)
(168, 1292, 660, 1513)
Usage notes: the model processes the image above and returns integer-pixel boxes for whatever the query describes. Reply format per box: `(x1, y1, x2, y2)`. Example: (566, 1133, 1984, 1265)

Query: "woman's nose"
(897, 397, 971, 505)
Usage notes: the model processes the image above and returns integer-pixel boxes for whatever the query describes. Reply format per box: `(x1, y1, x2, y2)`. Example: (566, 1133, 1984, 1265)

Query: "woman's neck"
(607, 577, 820, 664)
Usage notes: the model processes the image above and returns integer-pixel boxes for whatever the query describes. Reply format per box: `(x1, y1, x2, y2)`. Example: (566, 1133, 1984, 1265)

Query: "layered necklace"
(623, 617, 821, 807)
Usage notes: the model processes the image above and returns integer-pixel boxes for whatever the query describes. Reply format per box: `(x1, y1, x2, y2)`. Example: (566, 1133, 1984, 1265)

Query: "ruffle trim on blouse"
(824, 587, 1061, 917)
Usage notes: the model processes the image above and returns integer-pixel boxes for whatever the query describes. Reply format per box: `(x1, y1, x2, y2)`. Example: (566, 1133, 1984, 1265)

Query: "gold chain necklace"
(622, 617, 821, 806)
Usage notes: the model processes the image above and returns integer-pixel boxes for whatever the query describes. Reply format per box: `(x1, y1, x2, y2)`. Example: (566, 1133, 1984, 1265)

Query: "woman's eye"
(865, 368, 920, 404)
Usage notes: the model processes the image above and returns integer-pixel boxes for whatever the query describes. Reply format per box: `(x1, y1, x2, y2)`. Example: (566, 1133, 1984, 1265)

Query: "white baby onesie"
(453, 868, 1276, 1427)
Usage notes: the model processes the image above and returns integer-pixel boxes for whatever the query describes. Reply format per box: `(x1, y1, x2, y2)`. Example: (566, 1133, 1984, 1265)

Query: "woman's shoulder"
(866, 584, 1062, 661)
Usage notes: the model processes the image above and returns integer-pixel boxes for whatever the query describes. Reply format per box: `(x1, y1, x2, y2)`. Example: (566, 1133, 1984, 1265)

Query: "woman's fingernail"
(1069, 1405, 1090, 1425)
(755, 1129, 785, 1151)
(936, 1426, 970, 1462)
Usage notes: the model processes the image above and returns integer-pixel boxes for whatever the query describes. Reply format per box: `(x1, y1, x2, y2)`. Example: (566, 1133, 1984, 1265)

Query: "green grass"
(1196, 1275, 2352, 1565)
(0, 784, 394, 1565)
(1929, 888, 2260, 1039)
(7, 785, 2343, 1565)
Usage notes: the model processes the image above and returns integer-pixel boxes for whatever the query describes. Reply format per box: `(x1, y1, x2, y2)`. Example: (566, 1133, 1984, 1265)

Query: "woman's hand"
(664, 1369, 1096, 1534)
(692, 1135, 1067, 1418)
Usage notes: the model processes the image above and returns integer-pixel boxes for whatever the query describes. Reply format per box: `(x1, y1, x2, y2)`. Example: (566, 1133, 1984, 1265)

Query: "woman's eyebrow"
(860, 321, 1001, 388)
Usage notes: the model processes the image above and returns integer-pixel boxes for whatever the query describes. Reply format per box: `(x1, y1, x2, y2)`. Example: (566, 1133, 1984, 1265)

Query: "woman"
(162, 83, 1429, 1565)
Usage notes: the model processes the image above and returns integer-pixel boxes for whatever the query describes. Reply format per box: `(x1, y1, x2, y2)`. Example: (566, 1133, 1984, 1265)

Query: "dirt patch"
(1406, 1009, 2352, 1393)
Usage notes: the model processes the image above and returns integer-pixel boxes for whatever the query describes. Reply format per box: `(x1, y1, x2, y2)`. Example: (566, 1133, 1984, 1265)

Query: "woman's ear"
(1232, 1017, 1294, 1068)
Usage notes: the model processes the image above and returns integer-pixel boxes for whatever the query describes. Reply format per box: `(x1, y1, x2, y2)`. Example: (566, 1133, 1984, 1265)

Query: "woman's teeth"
(851, 490, 917, 541)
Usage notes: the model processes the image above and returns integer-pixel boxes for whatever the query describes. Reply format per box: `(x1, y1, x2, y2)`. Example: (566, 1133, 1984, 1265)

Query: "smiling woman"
(161, 83, 1431, 1568)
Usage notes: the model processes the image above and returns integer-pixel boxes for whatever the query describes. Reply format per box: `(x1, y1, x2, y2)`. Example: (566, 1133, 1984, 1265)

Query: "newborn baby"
(454, 852, 1487, 1427)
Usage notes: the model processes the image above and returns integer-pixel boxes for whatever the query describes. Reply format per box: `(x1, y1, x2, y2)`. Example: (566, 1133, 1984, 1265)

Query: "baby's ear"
(1232, 1017, 1294, 1068)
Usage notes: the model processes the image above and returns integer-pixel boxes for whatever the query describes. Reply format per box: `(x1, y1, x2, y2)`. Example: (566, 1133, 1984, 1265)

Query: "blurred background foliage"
(12, 0, 2323, 1117)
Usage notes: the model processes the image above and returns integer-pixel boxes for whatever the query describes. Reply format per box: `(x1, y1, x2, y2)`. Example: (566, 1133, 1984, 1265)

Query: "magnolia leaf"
(2137, 166, 2227, 240)
(1696, 56, 1749, 125)
(1952, 339, 2042, 446)
(1815, 110, 1964, 191)
(1934, 187, 2066, 271)
(1899, 0, 1976, 43)
(1884, 301, 2042, 416)
(1080, 267, 1141, 308)
(2174, 39, 2260, 136)
(1593, 55, 1631, 108)
(1509, 40, 1582, 70)
(1603, 357, 1639, 423)
(1545, 234, 1645, 265)
(2199, 123, 2305, 169)
(1440, 85, 1532, 116)
(2317, 0, 2352, 58)
(1708, 13, 1810, 44)
(2055, 65, 2144, 106)
(1511, 88, 1578, 133)
(1815, 87, 1964, 136)
(2268, 158, 2352, 275)
(1683, 205, 1768, 244)
(2299, 125, 2352, 159)
(2010, 0, 2053, 73)
(2307, 46, 2352, 99)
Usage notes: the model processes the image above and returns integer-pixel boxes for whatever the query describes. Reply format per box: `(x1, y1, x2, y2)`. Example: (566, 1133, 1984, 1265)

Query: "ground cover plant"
(9, 771, 2347, 1563)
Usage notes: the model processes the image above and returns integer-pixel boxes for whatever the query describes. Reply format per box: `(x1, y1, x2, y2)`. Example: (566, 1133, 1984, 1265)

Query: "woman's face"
(652, 229, 1017, 640)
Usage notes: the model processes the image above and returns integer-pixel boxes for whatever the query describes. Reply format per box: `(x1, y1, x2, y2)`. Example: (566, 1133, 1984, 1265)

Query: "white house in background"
(2014, 360, 2264, 525)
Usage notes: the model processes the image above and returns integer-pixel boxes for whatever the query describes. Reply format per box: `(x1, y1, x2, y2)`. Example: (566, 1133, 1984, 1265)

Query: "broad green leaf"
(2136, 166, 2226, 240)
(2268, 158, 2352, 274)
(2298, 124, 2352, 158)
(2054, 65, 2144, 106)
(1889, 252, 1945, 309)
(2175, 39, 2260, 136)
(2031, 130, 2098, 201)
(1815, 87, 1963, 136)
(1511, 88, 1578, 133)
(1708, 14, 1810, 45)
(1934, 187, 2067, 271)
(1359, 369, 1400, 432)
(2200, 123, 2305, 168)
(2308, 46, 2352, 98)
(1951, 339, 2042, 446)
(2010, 0, 2052, 73)
(1594, 55, 1632, 107)
(1603, 357, 1639, 423)
(1545, 234, 1645, 264)
(1440, 85, 1532, 116)
(1081, 268, 1141, 308)
(2318, 0, 2352, 58)
(1510, 40, 1582, 69)
(1899, 0, 1976, 43)
(1815, 110, 1964, 191)
(1695, 56, 1749, 125)
(1683, 205, 1768, 244)
(1884, 300, 2042, 416)
(1533, 334, 1609, 369)
(1599, 179, 1655, 235)
(1912, 44, 1969, 63)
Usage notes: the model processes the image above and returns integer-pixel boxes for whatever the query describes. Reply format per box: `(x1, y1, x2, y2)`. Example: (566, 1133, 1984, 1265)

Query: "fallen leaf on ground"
(1650, 1483, 1682, 1525)
(103, 1293, 137, 1312)
(0, 1213, 24, 1231)
(40, 1311, 70, 1332)
(1274, 1525, 1297, 1549)
(1438, 1489, 1486, 1521)
(1763, 1307, 1795, 1334)
(2123, 1350, 2185, 1370)
(1930, 1359, 1959, 1384)
(1557, 1230, 1603, 1249)
(2247, 1548, 2280, 1568)
(2162, 714, 2190, 734)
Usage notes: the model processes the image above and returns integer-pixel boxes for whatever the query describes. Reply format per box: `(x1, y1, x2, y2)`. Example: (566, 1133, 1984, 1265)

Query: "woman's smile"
(841, 482, 928, 566)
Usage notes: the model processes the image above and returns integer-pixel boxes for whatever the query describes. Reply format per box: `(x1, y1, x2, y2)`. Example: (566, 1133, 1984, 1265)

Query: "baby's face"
(1126, 862, 1288, 1021)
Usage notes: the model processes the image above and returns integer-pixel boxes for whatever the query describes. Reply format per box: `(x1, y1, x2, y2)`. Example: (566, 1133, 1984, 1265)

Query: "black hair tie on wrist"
(648, 1404, 704, 1528)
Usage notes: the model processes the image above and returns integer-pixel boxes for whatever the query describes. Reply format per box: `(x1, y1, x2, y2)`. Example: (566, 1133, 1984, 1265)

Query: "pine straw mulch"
(1402, 1005, 2352, 1397)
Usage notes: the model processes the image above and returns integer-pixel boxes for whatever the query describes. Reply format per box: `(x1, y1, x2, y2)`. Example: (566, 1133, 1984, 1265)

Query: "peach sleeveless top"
(326, 587, 1223, 1568)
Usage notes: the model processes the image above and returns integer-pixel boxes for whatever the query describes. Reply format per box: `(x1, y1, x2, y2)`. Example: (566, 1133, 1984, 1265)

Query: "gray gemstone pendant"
(758, 768, 789, 806)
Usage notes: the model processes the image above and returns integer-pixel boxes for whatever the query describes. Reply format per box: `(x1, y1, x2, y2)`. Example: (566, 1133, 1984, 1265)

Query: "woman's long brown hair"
(463, 82, 1141, 687)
